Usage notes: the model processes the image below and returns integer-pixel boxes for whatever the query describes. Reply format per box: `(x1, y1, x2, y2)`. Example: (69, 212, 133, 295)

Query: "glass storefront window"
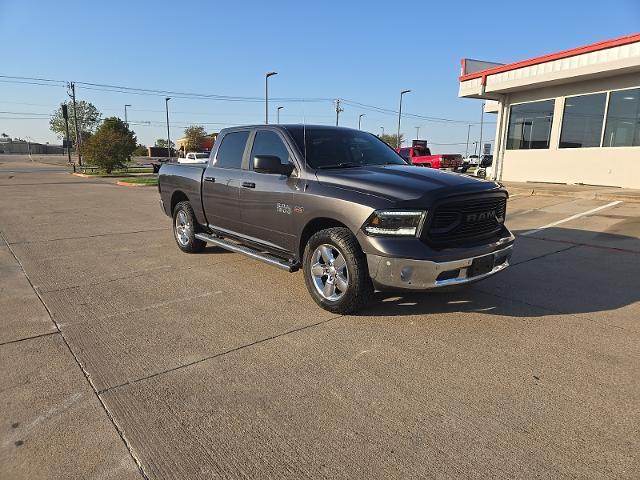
(603, 88, 640, 147)
(559, 93, 606, 148)
(506, 100, 555, 150)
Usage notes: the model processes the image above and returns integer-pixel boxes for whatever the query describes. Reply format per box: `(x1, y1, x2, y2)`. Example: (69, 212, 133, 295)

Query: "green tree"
(154, 138, 175, 148)
(49, 101, 101, 142)
(132, 144, 148, 156)
(83, 117, 137, 173)
(379, 133, 404, 149)
(183, 125, 207, 152)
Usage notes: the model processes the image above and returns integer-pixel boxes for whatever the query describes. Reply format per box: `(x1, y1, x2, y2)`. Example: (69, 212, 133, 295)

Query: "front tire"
(172, 201, 206, 253)
(303, 227, 373, 314)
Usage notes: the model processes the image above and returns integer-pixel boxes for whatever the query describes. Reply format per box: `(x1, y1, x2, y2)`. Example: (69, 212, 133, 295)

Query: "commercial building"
(459, 33, 640, 188)
(0, 138, 64, 155)
(175, 133, 217, 156)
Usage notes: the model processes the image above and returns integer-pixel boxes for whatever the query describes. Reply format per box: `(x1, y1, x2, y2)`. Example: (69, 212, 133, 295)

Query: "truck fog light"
(400, 267, 413, 282)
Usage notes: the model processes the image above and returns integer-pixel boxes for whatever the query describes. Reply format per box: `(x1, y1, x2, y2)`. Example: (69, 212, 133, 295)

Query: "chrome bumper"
(366, 244, 513, 290)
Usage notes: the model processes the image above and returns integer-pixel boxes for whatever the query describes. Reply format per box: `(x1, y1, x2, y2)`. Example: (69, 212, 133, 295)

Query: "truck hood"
(315, 164, 501, 203)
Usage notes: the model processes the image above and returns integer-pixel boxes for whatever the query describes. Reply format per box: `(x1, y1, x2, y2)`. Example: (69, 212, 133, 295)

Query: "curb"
(116, 181, 156, 187)
(71, 172, 93, 178)
(506, 187, 640, 203)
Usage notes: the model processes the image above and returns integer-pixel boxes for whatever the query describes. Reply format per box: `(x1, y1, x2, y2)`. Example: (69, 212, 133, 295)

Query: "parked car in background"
(466, 154, 480, 166)
(397, 141, 464, 170)
(178, 152, 210, 164)
(480, 154, 493, 167)
(159, 125, 514, 314)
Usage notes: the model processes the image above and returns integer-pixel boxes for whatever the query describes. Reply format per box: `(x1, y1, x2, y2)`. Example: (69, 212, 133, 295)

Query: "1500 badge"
(276, 203, 292, 215)
(276, 203, 304, 215)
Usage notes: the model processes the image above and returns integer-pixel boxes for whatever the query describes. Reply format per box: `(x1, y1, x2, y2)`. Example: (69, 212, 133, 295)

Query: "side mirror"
(253, 155, 294, 176)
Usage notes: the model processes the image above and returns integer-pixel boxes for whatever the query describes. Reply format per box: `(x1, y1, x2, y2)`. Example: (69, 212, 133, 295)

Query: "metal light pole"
(265, 71, 277, 124)
(277, 106, 284, 124)
(380, 126, 384, 137)
(415, 126, 420, 140)
(124, 104, 131, 127)
(465, 124, 471, 157)
(397, 89, 411, 148)
(478, 101, 485, 159)
(165, 97, 171, 158)
(358, 114, 365, 130)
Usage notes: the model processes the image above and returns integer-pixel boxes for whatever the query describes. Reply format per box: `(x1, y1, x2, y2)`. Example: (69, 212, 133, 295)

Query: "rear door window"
(215, 131, 249, 169)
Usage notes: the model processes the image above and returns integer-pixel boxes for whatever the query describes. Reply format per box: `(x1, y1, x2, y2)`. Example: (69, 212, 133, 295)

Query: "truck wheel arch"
(170, 191, 190, 214)
(298, 217, 350, 261)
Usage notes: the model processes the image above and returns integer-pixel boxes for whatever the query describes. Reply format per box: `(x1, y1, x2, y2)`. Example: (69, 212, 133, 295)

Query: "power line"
(0, 74, 490, 126)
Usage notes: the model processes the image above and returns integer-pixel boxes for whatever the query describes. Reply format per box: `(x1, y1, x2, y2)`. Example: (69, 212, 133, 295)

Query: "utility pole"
(465, 124, 471, 157)
(277, 106, 284, 124)
(479, 101, 485, 159)
(380, 126, 384, 137)
(415, 126, 420, 140)
(62, 103, 72, 164)
(358, 114, 365, 130)
(124, 104, 131, 127)
(265, 71, 277, 124)
(397, 89, 411, 148)
(165, 97, 172, 158)
(68, 82, 82, 165)
(334, 99, 343, 126)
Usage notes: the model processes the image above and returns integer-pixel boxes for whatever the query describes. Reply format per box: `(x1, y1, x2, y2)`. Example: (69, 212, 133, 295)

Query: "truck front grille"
(423, 194, 507, 246)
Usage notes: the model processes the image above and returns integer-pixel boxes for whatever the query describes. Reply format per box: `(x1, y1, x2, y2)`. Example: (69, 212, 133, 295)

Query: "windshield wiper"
(317, 162, 362, 169)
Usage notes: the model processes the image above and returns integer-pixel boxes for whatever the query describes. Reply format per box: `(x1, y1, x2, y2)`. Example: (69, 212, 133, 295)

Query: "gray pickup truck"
(158, 125, 514, 313)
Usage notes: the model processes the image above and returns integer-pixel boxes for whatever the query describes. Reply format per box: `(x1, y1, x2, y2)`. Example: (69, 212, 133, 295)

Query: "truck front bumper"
(366, 242, 513, 291)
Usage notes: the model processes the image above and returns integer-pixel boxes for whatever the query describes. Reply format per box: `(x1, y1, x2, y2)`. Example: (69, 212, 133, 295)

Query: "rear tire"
(172, 201, 206, 253)
(303, 227, 373, 314)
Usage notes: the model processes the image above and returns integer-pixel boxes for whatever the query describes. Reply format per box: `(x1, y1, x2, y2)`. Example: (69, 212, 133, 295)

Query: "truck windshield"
(285, 127, 406, 169)
(195, 153, 209, 159)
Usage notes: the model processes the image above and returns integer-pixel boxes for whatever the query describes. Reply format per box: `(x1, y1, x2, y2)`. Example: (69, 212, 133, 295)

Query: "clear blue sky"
(1, 0, 638, 154)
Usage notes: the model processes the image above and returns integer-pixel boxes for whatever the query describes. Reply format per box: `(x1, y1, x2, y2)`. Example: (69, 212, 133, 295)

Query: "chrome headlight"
(363, 210, 427, 237)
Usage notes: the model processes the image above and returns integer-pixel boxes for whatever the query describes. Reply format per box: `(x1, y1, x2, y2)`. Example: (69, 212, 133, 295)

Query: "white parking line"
(521, 201, 623, 236)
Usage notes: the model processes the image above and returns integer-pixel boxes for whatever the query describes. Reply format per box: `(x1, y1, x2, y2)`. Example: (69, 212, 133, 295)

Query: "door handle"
(204, 176, 215, 183)
(242, 182, 256, 189)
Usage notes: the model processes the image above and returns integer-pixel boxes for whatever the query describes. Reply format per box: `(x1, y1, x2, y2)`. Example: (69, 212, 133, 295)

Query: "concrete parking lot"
(1, 154, 638, 479)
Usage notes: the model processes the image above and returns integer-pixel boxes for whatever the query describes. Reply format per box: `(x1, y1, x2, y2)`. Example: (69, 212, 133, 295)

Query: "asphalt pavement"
(1, 154, 638, 479)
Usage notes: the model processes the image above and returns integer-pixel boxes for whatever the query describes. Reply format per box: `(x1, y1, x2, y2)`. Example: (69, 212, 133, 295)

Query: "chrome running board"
(194, 233, 299, 272)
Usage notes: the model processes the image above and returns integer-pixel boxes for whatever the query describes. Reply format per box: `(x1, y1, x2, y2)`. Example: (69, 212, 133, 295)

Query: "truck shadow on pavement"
(360, 228, 640, 318)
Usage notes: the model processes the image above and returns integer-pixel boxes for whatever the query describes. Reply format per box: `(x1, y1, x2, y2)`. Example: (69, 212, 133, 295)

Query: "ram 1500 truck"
(158, 125, 514, 314)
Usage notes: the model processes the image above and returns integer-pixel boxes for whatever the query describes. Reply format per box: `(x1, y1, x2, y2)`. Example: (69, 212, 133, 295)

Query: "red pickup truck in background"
(397, 140, 464, 170)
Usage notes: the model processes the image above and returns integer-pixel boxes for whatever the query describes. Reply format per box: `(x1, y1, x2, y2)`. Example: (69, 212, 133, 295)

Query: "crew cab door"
(201, 130, 250, 233)
(238, 129, 300, 253)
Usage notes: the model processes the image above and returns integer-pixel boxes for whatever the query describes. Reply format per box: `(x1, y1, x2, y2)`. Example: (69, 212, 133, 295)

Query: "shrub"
(83, 117, 137, 173)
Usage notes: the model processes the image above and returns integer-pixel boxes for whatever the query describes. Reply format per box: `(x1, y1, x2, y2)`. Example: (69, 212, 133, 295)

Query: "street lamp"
(380, 126, 385, 137)
(465, 124, 471, 157)
(165, 97, 171, 159)
(358, 114, 365, 130)
(397, 89, 411, 148)
(277, 106, 284, 124)
(124, 104, 131, 127)
(478, 101, 485, 160)
(265, 71, 277, 124)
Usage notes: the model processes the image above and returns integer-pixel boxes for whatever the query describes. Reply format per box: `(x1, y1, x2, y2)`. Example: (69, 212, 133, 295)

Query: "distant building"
(0, 139, 64, 155)
(459, 33, 640, 188)
(175, 133, 217, 156)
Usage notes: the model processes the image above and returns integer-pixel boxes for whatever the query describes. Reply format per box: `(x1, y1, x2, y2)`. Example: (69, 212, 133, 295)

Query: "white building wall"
(496, 72, 640, 189)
